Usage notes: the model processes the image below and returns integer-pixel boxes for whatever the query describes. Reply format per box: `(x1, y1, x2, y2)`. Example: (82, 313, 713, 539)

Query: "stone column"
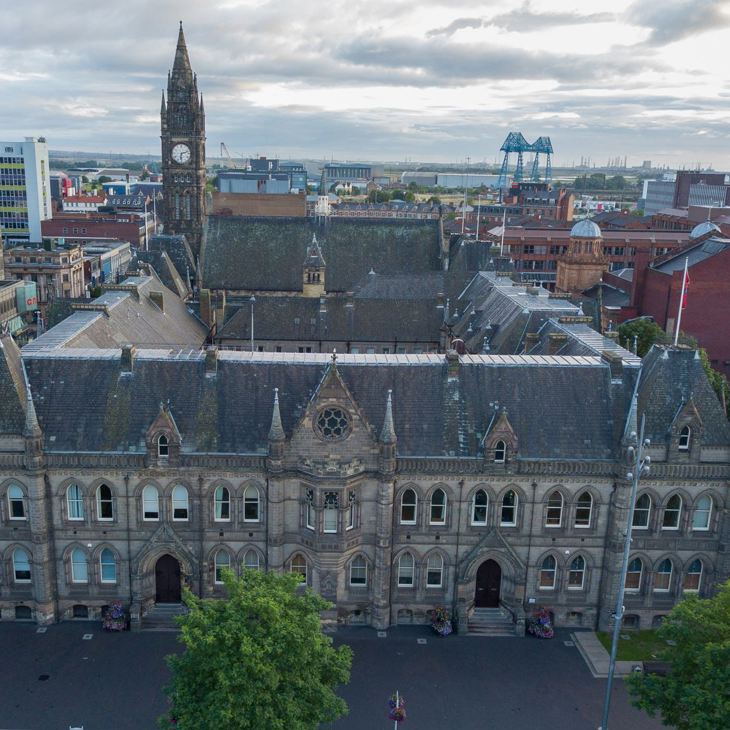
(372, 477, 395, 629)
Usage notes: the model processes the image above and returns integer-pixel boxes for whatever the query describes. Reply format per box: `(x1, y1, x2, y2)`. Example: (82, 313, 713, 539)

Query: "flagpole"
(673, 256, 688, 346)
(500, 207, 507, 256)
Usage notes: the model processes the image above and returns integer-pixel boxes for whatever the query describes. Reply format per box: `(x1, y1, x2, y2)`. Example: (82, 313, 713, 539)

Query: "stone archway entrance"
(475, 559, 501, 607)
(155, 554, 181, 603)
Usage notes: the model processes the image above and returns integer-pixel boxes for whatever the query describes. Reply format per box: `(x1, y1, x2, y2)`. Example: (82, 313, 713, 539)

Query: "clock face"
(171, 143, 191, 164)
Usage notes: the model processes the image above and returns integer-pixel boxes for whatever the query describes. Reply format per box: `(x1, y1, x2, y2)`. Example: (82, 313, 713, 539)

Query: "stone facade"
(1, 339, 728, 634)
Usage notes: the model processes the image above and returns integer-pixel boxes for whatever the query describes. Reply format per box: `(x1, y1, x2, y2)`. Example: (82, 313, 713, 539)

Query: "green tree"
(627, 580, 730, 730)
(391, 189, 405, 200)
(617, 318, 668, 356)
(404, 191, 416, 202)
(161, 570, 352, 730)
(698, 348, 730, 419)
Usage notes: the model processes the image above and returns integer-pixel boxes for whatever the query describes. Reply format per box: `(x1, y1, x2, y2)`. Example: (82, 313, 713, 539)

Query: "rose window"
(316, 407, 350, 440)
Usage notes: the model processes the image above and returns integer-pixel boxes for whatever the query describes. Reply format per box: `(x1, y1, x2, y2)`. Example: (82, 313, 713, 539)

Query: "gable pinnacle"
(24, 384, 41, 437)
(269, 388, 285, 441)
(380, 389, 397, 444)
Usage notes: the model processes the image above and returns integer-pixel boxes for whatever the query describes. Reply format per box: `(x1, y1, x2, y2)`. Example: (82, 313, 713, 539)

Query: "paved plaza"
(0, 623, 663, 730)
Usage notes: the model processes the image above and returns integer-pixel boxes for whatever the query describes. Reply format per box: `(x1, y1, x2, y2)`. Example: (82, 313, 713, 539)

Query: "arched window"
(501, 490, 517, 526)
(66, 484, 84, 520)
(662, 495, 682, 530)
(7, 484, 25, 520)
(692, 495, 712, 531)
(13, 547, 31, 582)
(545, 491, 563, 527)
(157, 434, 169, 457)
(70, 548, 88, 583)
(244, 550, 260, 571)
(632, 494, 651, 529)
(214, 550, 230, 584)
(398, 552, 414, 587)
(349, 555, 367, 586)
(539, 555, 556, 589)
(683, 559, 703, 592)
(243, 485, 260, 522)
(471, 490, 488, 525)
(214, 486, 230, 521)
(568, 556, 585, 590)
(575, 492, 592, 528)
(678, 425, 691, 451)
(625, 558, 643, 591)
(400, 489, 417, 525)
(172, 485, 189, 521)
(142, 485, 159, 520)
(96, 484, 113, 521)
(323, 492, 338, 533)
(305, 489, 315, 530)
(654, 559, 673, 591)
(494, 440, 506, 463)
(100, 549, 116, 583)
(426, 554, 444, 588)
(429, 489, 446, 525)
(290, 554, 307, 583)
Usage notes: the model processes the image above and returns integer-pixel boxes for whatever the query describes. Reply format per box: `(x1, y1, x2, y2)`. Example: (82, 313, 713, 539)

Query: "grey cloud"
(426, 17, 485, 38)
(488, 2, 614, 32)
(626, 0, 730, 45)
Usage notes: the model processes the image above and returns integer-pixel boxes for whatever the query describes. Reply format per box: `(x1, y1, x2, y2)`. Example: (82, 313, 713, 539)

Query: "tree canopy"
(627, 580, 730, 730)
(160, 569, 352, 730)
(617, 318, 668, 357)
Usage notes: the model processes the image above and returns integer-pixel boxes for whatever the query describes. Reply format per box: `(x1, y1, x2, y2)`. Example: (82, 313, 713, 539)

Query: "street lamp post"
(249, 295, 256, 352)
(599, 412, 651, 730)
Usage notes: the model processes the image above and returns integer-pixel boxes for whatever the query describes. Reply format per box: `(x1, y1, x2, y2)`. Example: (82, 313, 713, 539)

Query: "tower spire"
(160, 90, 166, 115)
(172, 21, 192, 77)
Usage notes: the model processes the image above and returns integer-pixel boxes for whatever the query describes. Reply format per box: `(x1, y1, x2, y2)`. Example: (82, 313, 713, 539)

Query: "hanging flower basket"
(102, 600, 127, 631)
(527, 607, 554, 639)
(429, 606, 453, 637)
(388, 693, 407, 722)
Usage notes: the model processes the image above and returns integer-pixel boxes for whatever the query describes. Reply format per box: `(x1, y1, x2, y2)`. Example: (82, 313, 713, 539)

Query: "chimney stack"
(121, 344, 136, 372)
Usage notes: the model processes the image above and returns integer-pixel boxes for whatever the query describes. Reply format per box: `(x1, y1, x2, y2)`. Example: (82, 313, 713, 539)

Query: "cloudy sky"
(3, 0, 730, 167)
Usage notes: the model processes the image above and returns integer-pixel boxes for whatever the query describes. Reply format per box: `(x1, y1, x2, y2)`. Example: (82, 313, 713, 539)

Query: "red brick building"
(631, 226, 730, 377)
(502, 225, 688, 286)
(41, 212, 152, 247)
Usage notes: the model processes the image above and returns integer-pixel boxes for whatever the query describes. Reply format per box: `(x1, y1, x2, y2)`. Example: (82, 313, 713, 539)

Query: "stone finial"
(331, 348, 337, 364)
(380, 390, 397, 444)
(268, 388, 285, 442)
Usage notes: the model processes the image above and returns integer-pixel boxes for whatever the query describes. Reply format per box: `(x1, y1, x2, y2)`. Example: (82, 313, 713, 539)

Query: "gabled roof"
(23, 272, 206, 352)
(201, 217, 442, 292)
(638, 347, 730, 446)
(0, 333, 27, 435)
(21, 351, 621, 460)
(652, 236, 730, 274)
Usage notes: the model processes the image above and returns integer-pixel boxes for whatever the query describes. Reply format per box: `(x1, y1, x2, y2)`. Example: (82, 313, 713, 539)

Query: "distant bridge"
(497, 132, 553, 188)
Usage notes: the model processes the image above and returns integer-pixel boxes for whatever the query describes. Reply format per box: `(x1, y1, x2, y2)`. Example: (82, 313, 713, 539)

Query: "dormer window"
(157, 434, 169, 458)
(494, 440, 506, 463)
(678, 425, 691, 451)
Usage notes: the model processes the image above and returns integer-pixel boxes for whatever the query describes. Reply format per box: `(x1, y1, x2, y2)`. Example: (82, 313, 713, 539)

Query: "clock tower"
(161, 22, 206, 257)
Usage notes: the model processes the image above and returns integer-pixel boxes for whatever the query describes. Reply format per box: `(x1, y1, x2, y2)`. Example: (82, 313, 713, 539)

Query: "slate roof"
(528, 320, 641, 364)
(201, 217, 442, 292)
(0, 333, 26, 434)
(22, 351, 621, 460)
(452, 272, 580, 354)
(218, 293, 442, 345)
(134, 251, 190, 299)
(147, 234, 196, 279)
(352, 272, 444, 299)
(652, 236, 730, 274)
(639, 347, 730, 446)
(24, 274, 207, 352)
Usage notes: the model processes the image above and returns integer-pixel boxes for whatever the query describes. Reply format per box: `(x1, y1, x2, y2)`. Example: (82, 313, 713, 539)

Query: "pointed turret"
(269, 388, 285, 442)
(303, 233, 326, 296)
(380, 390, 396, 444)
(160, 90, 166, 115)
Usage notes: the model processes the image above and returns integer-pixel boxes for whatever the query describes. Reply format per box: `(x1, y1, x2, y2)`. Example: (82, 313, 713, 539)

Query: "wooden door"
(155, 554, 181, 603)
(475, 559, 501, 608)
